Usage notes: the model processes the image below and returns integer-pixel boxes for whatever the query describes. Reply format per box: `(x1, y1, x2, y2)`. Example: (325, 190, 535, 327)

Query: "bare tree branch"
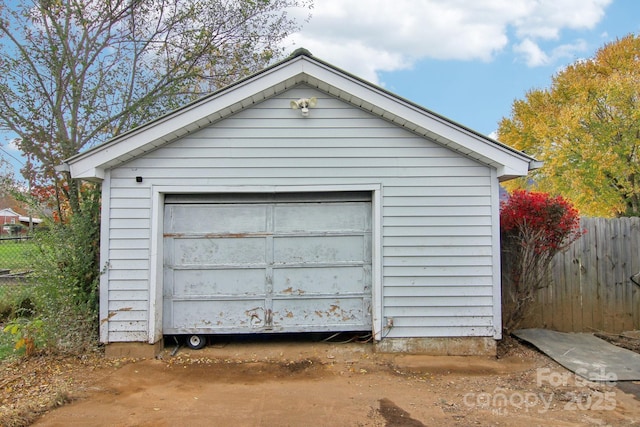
(0, 0, 312, 216)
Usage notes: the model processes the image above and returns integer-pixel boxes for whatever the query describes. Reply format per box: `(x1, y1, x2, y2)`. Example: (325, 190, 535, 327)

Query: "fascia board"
(497, 163, 531, 179)
(70, 166, 104, 181)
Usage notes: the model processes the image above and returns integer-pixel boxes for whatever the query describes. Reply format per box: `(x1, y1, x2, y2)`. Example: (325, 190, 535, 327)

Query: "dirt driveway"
(20, 340, 640, 426)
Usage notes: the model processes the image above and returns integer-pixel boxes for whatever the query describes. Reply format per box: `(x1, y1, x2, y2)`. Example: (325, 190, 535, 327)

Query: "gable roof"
(0, 208, 19, 217)
(65, 48, 539, 182)
(0, 208, 42, 224)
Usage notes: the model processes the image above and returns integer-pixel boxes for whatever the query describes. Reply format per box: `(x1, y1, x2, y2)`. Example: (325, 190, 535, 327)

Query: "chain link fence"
(0, 237, 34, 274)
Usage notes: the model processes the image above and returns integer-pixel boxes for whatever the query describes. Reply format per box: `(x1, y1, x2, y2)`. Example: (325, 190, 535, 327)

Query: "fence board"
(568, 243, 582, 331)
(621, 219, 631, 331)
(519, 217, 640, 333)
(613, 219, 628, 331)
(588, 219, 603, 330)
(625, 220, 636, 330)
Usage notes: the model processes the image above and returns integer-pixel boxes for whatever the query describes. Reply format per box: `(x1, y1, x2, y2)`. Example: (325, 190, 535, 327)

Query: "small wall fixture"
(290, 97, 317, 117)
(136, 176, 143, 183)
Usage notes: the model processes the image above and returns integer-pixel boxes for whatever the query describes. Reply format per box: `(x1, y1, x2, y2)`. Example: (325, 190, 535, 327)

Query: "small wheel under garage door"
(162, 192, 373, 337)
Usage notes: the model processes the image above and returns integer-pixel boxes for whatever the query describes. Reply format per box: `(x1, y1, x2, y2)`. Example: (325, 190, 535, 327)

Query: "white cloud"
(287, 36, 411, 83)
(515, 38, 589, 67)
(512, 0, 611, 39)
(514, 38, 550, 66)
(6, 137, 21, 151)
(286, 0, 612, 82)
(551, 39, 589, 61)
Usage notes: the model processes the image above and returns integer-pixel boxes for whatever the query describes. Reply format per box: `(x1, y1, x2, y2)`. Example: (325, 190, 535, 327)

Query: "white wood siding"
(103, 85, 497, 341)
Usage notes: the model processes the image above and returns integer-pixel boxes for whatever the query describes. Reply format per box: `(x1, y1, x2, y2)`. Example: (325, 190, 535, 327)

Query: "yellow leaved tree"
(498, 34, 640, 217)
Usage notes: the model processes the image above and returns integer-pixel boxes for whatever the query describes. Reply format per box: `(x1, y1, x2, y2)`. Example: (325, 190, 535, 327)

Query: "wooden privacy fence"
(521, 217, 640, 333)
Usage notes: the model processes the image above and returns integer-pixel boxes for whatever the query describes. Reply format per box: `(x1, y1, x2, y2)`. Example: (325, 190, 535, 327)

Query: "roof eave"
(67, 51, 536, 181)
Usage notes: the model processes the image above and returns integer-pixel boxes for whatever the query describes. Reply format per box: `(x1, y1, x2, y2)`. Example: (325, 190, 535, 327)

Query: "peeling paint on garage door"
(162, 192, 372, 334)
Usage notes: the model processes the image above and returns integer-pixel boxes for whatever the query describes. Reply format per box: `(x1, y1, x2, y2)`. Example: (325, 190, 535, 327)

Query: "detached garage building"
(65, 49, 537, 357)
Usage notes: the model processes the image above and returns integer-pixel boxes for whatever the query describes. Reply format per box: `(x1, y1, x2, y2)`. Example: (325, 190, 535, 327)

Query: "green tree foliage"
(0, 0, 312, 218)
(28, 186, 102, 353)
(0, 186, 101, 356)
(498, 34, 640, 217)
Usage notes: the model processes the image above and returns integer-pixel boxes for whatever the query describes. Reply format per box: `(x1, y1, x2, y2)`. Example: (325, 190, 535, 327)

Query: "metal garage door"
(162, 192, 372, 334)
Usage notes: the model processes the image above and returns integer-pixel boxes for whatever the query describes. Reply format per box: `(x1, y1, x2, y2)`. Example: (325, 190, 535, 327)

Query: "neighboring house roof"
(0, 208, 43, 224)
(0, 208, 19, 217)
(65, 48, 540, 181)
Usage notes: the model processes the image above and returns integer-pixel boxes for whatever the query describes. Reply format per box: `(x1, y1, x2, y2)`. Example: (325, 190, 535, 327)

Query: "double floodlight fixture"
(290, 97, 317, 117)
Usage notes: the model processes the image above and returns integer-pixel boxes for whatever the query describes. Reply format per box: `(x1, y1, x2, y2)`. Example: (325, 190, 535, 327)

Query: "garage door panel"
(163, 194, 372, 334)
(171, 300, 266, 329)
(273, 235, 367, 264)
(272, 298, 371, 328)
(172, 237, 267, 265)
(274, 204, 370, 232)
(273, 266, 368, 295)
(171, 269, 266, 296)
(166, 205, 268, 233)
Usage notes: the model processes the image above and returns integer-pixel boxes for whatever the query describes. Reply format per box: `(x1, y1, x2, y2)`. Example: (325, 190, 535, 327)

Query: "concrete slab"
(375, 337, 496, 356)
(514, 328, 640, 381)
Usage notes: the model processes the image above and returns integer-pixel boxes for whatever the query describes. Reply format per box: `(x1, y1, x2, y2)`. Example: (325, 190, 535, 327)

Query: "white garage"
(64, 49, 537, 357)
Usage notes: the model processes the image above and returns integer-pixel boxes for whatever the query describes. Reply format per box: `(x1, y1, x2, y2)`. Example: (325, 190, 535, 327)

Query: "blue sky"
(286, 0, 640, 136)
(2, 0, 639, 179)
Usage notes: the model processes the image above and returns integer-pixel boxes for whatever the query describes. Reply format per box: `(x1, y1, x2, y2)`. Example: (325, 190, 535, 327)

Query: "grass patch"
(0, 283, 35, 319)
(0, 329, 20, 360)
(0, 283, 36, 361)
(0, 240, 36, 272)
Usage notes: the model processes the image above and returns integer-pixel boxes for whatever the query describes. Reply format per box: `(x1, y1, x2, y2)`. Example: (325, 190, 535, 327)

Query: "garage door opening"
(166, 331, 374, 350)
(162, 192, 373, 342)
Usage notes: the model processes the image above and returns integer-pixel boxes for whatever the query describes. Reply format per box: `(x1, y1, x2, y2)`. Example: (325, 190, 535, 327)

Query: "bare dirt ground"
(2, 337, 640, 427)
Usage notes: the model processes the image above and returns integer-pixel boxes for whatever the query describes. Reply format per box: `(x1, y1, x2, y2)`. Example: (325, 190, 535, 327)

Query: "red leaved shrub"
(500, 190, 584, 333)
